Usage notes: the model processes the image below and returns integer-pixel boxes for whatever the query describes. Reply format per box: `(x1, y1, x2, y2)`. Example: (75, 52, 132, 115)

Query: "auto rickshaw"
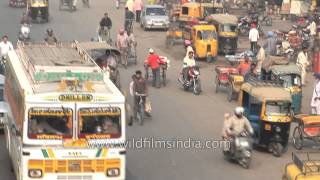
(239, 80, 293, 157)
(262, 64, 302, 114)
(282, 152, 320, 180)
(77, 41, 121, 89)
(183, 24, 218, 62)
(9, 0, 27, 8)
(27, 0, 49, 23)
(178, 2, 225, 22)
(165, 21, 184, 47)
(206, 14, 238, 54)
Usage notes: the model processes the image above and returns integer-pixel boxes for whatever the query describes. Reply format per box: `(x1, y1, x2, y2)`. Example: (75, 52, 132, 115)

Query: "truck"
(3, 41, 126, 180)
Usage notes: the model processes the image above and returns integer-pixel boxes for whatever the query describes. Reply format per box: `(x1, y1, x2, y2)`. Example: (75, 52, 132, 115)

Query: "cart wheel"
(270, 142, 283, 157)
(227, 85, 233, 102)
(162, 70, 166, 86)
(293, 126, 304, 150)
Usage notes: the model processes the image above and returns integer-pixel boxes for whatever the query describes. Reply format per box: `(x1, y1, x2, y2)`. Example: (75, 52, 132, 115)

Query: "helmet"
(149, 48, 154, 54)
(234, 107, 244, 116)
(47, 28, 53, 33)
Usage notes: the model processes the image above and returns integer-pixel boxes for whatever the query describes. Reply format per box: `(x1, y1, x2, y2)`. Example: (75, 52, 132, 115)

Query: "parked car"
(141, 5, 170, 31)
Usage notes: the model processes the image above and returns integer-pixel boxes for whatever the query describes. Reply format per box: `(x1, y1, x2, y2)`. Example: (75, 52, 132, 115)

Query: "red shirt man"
(147, 51, 160, 69)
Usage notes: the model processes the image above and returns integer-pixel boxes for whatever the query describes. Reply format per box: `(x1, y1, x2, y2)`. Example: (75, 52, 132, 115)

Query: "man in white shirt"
(296, 47, 310, 86)
(308, 18, 317, 51)
(311, 74, 320, 114)
(125, 0, 134, 12)
(0, 36, 14, 58)
(248, 24, 259, 54)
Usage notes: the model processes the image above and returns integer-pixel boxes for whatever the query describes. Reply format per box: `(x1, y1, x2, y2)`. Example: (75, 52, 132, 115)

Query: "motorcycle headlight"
(106, 168, 120, 177)
(28, 169, 42, 178)
(240, 140, 249, 147)
(275, 126, 281, 133)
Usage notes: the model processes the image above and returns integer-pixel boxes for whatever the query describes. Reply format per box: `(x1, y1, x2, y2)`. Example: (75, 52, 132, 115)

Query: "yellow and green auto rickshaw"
(206, 14, 238, 54)
(239, 80, 293, 157)
(183, 24, 218, 62)
(262, 64, 302, 114)
(27, 0, 49, 23)
(282, 152, 320, 180)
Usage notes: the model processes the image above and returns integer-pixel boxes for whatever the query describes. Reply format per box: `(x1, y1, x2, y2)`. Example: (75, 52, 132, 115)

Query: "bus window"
(78, 107, 121, 138)
(28, 107, 73, 139)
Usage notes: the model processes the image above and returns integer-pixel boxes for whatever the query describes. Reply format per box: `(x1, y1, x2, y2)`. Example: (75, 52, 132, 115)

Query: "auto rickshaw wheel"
(270, 142, 283, 157)
(293, 126, 304, 150)
(215, 76, 219, 93)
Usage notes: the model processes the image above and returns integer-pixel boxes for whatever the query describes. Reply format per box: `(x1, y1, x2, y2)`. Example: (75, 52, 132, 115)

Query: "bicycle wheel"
(138, 103, 145, 126)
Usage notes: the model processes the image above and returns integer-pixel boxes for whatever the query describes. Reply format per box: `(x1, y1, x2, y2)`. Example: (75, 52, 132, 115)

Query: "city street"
(0, 0, 317, 180)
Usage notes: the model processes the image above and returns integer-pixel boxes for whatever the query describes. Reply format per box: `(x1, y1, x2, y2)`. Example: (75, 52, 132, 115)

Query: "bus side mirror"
(11, 125, 21, 137)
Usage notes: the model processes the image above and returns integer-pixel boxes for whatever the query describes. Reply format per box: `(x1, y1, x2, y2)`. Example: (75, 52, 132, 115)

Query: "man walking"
(296, 46, 310, 86)
(134, 0, 143, 23)
(249, 23, 259, 54)
(146, 48, 161, 88)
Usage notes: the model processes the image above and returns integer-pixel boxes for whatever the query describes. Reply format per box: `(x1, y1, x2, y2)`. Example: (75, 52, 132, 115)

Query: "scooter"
(223, 131, 253, 169)
(18, 24, 31, 42)
(178, 66, 201, 95)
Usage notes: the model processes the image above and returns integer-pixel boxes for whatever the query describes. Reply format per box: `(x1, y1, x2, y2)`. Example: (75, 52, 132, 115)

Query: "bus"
(3, 42, 126, 180)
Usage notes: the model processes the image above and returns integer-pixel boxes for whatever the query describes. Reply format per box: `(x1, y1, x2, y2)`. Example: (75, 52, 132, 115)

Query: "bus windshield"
(28, 107, 73, 139)
(78, 107, 121, 139)
(265, 101, 291, 116)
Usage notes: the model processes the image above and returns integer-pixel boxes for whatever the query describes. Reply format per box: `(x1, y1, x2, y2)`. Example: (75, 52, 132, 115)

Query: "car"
(140, 5, 170, 31)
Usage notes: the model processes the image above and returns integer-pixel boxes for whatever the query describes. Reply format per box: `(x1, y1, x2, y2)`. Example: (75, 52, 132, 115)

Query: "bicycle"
(135, 93, 146, 126)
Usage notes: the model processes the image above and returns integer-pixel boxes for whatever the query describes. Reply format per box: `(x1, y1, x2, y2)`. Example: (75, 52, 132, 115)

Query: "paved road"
(0, 1, 317, 180)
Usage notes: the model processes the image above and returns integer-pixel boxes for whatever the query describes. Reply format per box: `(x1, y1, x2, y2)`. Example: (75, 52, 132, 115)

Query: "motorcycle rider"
(44, 28, 58, 45)
(224, 107, 254, 153)
(182, 46, 196, 82)
(0, 35, 14, 74)
(132, 70, 148, 120)
(146, 48, 161, 88)
(19, 23, 31, 41)
(99, 13, 112, 38)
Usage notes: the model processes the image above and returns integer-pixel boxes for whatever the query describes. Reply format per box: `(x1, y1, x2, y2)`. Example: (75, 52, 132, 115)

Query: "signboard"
(59, 94, 93, 102)
(34, 72, 104, 82)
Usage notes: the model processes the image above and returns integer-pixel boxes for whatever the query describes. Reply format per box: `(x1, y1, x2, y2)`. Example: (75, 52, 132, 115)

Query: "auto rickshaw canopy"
(206, 14, 238, 25)
(270, 64, 301, 76)
(241, 82, 292, 102)
(77, 41, 121, 56)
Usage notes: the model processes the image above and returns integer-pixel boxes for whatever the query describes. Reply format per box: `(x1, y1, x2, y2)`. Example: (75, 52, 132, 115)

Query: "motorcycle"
(178, 66, 201, 95)
(18, 24, 31, 42)
(238, 16, 250, 36)
(223, 131, 253, 169)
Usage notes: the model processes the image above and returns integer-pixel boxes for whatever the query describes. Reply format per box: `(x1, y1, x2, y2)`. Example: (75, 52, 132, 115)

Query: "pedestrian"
(311, 74, 320, 115)
(274, 0, 282, 15)
(255, 44, 265, 79)
(0, 35, 14, 58)
(307, 17, 317, 53)
(146, 48, 161, 88)
(125, 7, 135, 33)
(134, 0, 143, 23)
(249, 23, 259, 54)
(296, 46, 310, 86)
(264, 31, 277, 56)
(125, 0, 134, 12)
